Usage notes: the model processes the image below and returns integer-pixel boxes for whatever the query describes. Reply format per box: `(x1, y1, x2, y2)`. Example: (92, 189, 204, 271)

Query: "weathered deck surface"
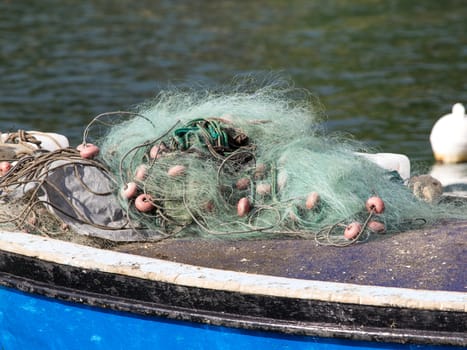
(115, 220, 466, 292)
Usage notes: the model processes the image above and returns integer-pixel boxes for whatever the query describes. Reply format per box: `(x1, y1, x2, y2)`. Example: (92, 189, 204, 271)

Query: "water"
(1, 0, 466, 165)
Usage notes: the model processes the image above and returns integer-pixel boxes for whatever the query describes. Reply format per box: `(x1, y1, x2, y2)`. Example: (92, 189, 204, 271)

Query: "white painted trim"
(0, 231, 465, 312)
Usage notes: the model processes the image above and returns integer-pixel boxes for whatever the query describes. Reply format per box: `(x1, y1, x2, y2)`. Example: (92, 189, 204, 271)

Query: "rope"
(0, 149, 128, 234)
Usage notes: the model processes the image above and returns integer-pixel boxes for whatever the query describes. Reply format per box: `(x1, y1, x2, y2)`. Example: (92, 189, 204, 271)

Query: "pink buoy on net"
(135, 194, 154, 212)
(236, 177, 250, 190)
(0, 161, 12, 176)
(168, 165, 186, 177)
(344, 222, 362, 240)
(237, 197, 251, 217)
(77, 143, 99, 159)
(135, 164, 148, 181)
(367, 220, 386, 233)
(121, 182, 138, 199)
(149, 144, 167, 159)
(305, 192, 320, 210)
(365, 196, 385, 214)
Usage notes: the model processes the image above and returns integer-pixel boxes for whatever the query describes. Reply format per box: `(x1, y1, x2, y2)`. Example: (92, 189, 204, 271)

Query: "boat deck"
(1, 220, 465, 347)
(115, 219, 467, 292)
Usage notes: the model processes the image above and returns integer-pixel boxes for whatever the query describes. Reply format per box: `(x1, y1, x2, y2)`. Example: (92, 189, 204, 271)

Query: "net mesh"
(92, 81, 467, 244)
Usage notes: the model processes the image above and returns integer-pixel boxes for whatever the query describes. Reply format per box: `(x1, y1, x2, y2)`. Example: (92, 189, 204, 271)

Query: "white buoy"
(430, 103, 467, 164)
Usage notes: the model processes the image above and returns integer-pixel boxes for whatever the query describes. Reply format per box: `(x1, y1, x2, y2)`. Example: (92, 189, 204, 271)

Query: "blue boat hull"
(0, 286, 461, 350)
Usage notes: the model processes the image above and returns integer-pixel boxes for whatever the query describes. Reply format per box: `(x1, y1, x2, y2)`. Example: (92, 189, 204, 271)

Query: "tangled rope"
(0, 148, 131, 236)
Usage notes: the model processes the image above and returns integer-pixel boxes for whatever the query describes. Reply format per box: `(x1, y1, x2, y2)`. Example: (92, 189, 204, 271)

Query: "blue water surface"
(1, 1, 466, 163)
(0, 286, 461, 350)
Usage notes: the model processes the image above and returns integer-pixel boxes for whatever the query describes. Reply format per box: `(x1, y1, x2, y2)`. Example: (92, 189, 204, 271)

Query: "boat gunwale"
(0, 231, 465, 312)
(0, 231, 466, 346)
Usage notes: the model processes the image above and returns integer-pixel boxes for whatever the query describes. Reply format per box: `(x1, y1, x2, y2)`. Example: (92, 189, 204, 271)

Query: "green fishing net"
(84, 81, 467, 244)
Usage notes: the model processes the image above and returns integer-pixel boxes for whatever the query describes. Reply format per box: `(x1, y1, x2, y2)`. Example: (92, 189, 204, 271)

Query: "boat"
(0, 89, 465, 348)
(0, 221, 465, 349)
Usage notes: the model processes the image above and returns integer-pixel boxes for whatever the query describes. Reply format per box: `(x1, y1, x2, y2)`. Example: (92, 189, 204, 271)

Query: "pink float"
(365, 196, 385, 214)
(77, 143, 99, 159)
(168, 165, 186, 177)
(135, 194, 154, 212)
(121, 182, 138, 199)
(367, 220, 386, 234)
(236, 177, 250, 190)
(135, 164, 148, 181)
(344, 222, 362, 240)
(305, 192, 320, 210)
(237, 197, 251, 217)
(0, 161, 12, 176)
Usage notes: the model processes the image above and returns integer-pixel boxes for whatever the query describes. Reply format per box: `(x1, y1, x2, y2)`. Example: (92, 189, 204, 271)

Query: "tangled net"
(1, 80, 466, 245)
(92, 82, 467, 245)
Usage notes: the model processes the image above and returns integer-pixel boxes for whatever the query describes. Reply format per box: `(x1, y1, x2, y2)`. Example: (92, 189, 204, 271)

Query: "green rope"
(172, 118, 229, 151)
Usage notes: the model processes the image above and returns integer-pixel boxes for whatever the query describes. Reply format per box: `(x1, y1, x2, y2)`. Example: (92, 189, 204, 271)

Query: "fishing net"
(92, 81, 467, 244)
(1, 80, 466, 245)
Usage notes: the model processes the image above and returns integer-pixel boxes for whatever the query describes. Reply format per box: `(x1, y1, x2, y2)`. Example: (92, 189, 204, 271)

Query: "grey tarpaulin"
(40, 161, 159, 242)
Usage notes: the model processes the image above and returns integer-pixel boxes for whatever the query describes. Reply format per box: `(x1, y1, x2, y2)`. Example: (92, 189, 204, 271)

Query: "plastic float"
(429, 103, 467, 197)
(430, 103, 467, 164)
(0, 130, 69, 157)
(356, 152, 411, 181)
